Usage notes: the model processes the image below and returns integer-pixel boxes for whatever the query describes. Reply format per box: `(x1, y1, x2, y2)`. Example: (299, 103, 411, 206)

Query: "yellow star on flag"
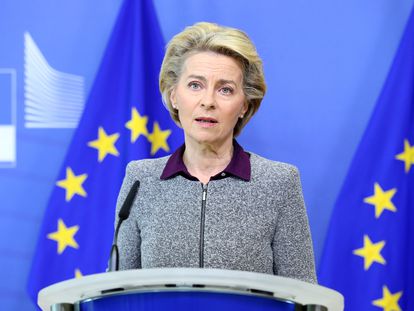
(147, 122, 171, 155)
(75, 268, 83, 279)
(56, 167, 88, 202)
(395, 139, 414, 173)
(372, 286, 402, 311)
(88, 127, 120, 162)
(364, 182, 397, 218)
(47, 219, 79, 254)
(125, 107, 148, 142)
(353, 234, 386, 270)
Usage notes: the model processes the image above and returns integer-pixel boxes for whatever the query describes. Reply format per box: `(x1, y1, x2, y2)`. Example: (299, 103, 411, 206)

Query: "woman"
(115, 22, 317, 284)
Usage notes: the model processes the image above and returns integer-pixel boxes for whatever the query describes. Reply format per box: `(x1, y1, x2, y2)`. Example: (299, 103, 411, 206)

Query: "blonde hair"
(159, 22, 266, 136)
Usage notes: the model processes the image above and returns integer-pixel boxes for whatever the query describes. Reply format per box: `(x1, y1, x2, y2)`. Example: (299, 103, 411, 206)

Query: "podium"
(38, 268, 343, 311)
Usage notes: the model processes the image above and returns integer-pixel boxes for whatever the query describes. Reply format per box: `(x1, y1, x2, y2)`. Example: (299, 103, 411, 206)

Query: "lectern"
(38, 268, 343, 311)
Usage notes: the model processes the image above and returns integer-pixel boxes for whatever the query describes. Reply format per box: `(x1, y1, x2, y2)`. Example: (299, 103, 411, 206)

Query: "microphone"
(108, 180, 140, 272)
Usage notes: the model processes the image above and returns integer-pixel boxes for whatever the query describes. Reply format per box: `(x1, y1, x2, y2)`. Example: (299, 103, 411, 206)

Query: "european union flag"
(27, 0, 182, 305)
(318, 7, 414, 311)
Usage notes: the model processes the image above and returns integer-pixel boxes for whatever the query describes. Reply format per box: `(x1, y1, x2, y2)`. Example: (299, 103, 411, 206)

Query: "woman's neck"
(183, 138, 233, 184)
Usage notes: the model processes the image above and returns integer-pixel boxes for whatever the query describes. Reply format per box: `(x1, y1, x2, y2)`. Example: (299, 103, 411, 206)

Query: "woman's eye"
(188, 82, 201, 90)
(220, 87, 233, 95)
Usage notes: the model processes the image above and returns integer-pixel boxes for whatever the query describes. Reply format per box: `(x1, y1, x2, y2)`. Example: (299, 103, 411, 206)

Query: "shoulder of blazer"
(125, 156, 170, 180)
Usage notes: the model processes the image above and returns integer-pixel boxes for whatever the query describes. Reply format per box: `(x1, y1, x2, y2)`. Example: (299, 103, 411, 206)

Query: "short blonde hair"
(159, 22, 266, 137)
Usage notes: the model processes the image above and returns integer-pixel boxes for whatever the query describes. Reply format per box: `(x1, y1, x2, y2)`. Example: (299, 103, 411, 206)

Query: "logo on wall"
(24, 32, 85, 128)
(0, 33, 87, 168)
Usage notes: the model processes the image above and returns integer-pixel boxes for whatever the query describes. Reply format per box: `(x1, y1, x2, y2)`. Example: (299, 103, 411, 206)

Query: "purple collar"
(160, 140, 251, 181)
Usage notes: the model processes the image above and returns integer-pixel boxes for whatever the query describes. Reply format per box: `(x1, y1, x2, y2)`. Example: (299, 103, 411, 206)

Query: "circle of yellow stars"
(351, 138, 412, 310)
(48, 106, 173, 279)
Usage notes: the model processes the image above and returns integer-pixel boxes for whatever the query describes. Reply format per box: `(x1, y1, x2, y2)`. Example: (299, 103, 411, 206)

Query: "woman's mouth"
(195, 117, 218, 127)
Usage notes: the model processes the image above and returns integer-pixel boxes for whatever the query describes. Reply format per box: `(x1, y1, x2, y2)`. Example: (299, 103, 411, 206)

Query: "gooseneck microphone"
(108, 180, 140, 272)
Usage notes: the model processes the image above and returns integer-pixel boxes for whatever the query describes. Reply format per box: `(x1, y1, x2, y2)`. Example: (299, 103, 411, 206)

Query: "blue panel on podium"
(79, 290, 298, 311)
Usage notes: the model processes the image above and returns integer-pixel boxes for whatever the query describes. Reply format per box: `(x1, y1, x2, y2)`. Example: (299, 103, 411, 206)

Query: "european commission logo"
(0, 32, 85, 168)
(24, 33, 85, 128)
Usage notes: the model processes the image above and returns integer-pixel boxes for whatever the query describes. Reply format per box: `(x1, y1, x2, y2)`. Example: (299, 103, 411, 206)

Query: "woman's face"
(170, 51, 247, 148)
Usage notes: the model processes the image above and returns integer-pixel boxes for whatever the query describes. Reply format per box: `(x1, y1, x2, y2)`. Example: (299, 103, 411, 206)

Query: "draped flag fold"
(27, 0, 182, 305)
(319, 7, 414, 311)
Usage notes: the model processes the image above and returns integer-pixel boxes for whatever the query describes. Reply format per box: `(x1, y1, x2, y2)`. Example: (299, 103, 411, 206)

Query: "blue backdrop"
(0, 0, 413, 309)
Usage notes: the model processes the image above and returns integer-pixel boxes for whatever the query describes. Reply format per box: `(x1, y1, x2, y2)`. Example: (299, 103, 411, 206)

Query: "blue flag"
(318, 7, 414, 311)
(27, 0, 182, 304)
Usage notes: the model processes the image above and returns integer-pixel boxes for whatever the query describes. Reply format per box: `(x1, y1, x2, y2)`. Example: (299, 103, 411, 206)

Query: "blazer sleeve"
(114, 161, 141, 270)
(272, 165, 317, 284)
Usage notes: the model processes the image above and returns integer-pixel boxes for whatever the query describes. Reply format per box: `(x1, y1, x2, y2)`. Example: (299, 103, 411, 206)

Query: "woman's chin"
(186, 133, 232, 147)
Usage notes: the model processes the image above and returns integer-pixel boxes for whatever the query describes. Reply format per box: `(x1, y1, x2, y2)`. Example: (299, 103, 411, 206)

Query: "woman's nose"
(200, 90, 216, 109)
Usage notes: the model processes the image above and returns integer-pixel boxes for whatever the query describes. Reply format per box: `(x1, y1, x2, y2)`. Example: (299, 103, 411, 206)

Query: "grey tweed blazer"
(115, 152, 317, 284)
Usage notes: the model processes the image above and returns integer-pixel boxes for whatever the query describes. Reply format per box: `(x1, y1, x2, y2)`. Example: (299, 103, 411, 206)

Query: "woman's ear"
(241, 100, 248, 116)
(170, 88, 177, 109)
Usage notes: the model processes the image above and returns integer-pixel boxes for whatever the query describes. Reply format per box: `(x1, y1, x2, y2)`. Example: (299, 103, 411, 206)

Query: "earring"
(239, 115, 244, 119)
